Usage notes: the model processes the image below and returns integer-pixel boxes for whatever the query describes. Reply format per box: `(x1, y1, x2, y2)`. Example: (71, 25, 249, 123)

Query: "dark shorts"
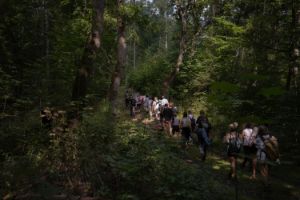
(243, 145, 257, 155)
(172, 125, 180, 133)
(181, 127, 191, 140)
(227, 146, 240, 157)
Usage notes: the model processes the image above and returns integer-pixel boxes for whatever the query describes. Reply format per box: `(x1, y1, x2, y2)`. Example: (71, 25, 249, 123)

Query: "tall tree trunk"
(161, 4, 188, 96)
(286, 0, 299, 90)
(165, 11, 168, 51)
(108, 0, 126, 111)
(43, 0, 50, 95)
(72, 0, 105, 100)
(133, 39, 136, 69)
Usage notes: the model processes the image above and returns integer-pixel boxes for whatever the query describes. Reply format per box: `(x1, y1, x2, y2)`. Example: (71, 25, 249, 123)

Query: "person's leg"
(242, 146, 250, 168)
(202, 144, 207, 161)
(231, 157, 237, 178)
(260, 164, 269, 184)
(251, 157, 257, 179)
(130, 106, 133, 117)
(133, 107, 136, 118)
(228, 157, 235, 178)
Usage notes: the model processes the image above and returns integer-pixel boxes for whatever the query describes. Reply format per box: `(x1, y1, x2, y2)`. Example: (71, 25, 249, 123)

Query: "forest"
(0, 0, 299, 199)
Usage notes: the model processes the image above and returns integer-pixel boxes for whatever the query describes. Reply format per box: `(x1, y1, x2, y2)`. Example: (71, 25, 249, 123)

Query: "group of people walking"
(125, 91, 212, 161)
(125, 91, 279, 185)
(224, 122, 279, 184)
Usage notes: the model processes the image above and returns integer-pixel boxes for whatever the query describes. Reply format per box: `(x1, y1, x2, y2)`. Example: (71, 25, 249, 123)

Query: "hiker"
(188, 111, 196, 132)
(162, 104, 173, 135)
(224, 122, 242, 179)
(148, 97, 153, 119)
(125, 90, 130, 108)
(144, 95, 149, 112)
(161, 96, 169, 107)
(172, 105, 178, 116)
(195, 111, 211, 161)
(159, 98, 164, 128)
(129, 95, 136, 117)
(241, 123, 257, 179)
(171, 114, 180, 136)
(152, 97, 159, 120)
(181, 112, 192, 147)
(40, 107, 53, 128)
(255, 125, 279, 185)
(196, 110, 211, 137)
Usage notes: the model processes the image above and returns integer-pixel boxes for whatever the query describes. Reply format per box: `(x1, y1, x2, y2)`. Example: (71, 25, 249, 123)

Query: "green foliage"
(128, 51, 172, 95)
(211, 81, 240, 93)
(258, 87, 285, 98)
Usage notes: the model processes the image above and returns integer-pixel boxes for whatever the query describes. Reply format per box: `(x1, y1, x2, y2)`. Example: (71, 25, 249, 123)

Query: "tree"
(161, 0, 193, 96)
(108, 0, 126, 112)
(72, 0, 105, 101)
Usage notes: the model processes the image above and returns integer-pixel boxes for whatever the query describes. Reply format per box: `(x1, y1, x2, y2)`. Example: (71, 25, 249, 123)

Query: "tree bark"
(286, 0, 299, 90)
(161, 3, 188, 96)
(72, 0, 105, 100)
(108, 0, 126, 111)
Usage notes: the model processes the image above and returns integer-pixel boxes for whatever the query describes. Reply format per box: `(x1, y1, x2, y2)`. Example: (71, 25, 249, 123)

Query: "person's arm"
(202, 130, 210, 144)
(188, 119, 192, 129)
(223, 133, 229, 144)
(241, 130, 245, 142)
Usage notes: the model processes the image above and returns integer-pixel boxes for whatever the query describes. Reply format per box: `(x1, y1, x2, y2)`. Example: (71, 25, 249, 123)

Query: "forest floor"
(124, 107, 300, 200)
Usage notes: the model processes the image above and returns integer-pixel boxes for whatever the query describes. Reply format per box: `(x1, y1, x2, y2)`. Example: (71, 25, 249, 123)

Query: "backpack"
(130, 98, 136, 106)
(263, 136, 280, 161)
(227, 132, 242, 154)
(190, 117, 196, 130)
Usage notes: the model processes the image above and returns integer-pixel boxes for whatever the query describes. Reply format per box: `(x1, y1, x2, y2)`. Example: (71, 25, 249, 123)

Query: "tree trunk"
(43, 0, 50, 95)
(165, 11, 168, 51)
(286, 0, 299, 90)
(108, 0, 126, 111)
(161, 4, 187, 96)
(72, 0, 105, 100)
(133, 39, 136, 69)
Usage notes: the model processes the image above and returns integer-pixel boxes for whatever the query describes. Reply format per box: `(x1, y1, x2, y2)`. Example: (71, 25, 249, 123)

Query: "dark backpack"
(227, 132, 242, 154)
(263, 136, 280, 161)
(130, 99, 136, 106)
(190, 117, 196, 130)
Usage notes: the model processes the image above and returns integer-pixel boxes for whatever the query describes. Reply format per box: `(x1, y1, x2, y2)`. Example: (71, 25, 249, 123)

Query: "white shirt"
(181, 117, 190, 128)
(161, 98, 169, 106)
(243, 128, 255, 146)
(172, 117, 180, 126)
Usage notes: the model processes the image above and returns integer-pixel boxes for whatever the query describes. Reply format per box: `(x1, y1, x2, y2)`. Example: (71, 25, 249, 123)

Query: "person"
(152, 97, 159, 120)
(171, 114, 180, 136)
(40, 107, 53, 128)
(136, 95, 143, 110)
(223, 123, 242, 179)
(161, 96, 169, 107)
(144, 95, 149, 112)
(129, 95, 136, 117)
(196, 110, 211, 137)
(188, 111, 196, 132)
(241, 123, 257, 179)
(195, 111, 210, 161)
(148, 97, 153, 119)
(162, 104, 173, 135)
(125, 90, 130, 108)
(181, 112, 192, 147)
(158, 98, 164, 128)
(172, 105, 178, 116)
(256, 125, 271, 185)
